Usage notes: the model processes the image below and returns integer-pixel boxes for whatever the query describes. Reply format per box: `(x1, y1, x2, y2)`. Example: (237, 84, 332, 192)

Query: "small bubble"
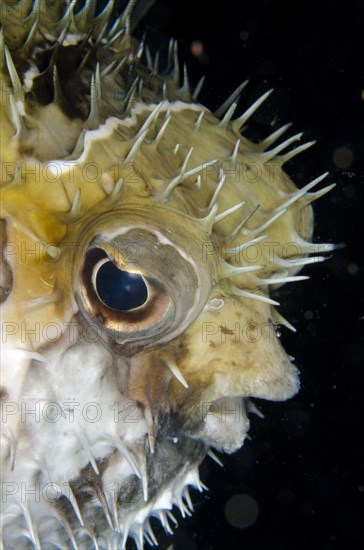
(347, 262, 359, 275)
(332, 146, 354, 169)
(224, 493, 259, 529)
(240, 30, 249, 40)
(191, 40, 204, 57)
(304, 310, 314, 320)
(190, 40, 209, 65)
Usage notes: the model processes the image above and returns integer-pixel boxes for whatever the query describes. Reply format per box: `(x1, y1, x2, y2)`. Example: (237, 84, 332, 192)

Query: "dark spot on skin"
(208, 402, 221, 414)
(220, 325, 235, 335)
(18, 143, 36, 157)
(0, 387, 8, 401)
(0, 219, 13, 304)
(177, 341, 188, 353)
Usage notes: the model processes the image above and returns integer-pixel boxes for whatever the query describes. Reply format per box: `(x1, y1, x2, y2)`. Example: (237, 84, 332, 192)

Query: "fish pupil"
(96, 261, 148, 311)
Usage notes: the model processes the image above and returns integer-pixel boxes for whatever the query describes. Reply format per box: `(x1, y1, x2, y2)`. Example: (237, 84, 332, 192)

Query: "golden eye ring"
(80, 247, 172, 336)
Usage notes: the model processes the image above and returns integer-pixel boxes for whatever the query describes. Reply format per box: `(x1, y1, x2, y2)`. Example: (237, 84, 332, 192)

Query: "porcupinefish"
(0, 1, 335, 548)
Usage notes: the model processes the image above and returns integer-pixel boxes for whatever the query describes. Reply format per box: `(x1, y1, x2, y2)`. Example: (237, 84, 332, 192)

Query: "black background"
(125, 0, 364, 548)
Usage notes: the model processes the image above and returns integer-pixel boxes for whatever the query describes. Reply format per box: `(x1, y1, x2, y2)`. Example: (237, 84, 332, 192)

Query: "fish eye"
(94, 260, 148, 311)
(79, 247, 172, 340)
(75, 225, 213, 349)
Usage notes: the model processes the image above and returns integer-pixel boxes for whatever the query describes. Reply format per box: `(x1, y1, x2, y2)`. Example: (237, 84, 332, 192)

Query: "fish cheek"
(169, 296, 299, 426)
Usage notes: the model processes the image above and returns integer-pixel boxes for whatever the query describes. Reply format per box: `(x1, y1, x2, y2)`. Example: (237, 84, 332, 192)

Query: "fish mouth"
(66, 420, 208, 531)
(57, 393, 252, 543)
